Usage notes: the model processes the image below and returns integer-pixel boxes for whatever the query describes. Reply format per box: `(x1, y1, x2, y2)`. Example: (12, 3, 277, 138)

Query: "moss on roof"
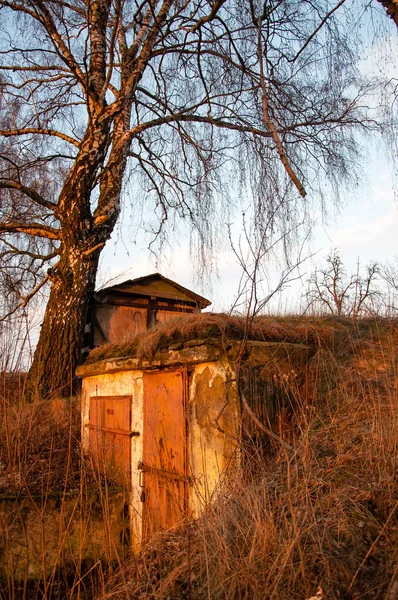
(85, 312, 342, 365)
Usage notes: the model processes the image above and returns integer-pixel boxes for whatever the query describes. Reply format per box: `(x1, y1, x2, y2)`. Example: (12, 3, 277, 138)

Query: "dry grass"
(0, 316, 397, 599)
(0, 385, 82, 495)
(86, 312, 338, 364)
(0, 380, 128, 600)
(103, 317, 398, 600)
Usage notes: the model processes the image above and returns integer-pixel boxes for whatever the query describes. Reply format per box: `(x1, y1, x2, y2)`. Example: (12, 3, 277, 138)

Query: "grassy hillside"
(103, 317, 398, 600)
(0, 316, 397, 599)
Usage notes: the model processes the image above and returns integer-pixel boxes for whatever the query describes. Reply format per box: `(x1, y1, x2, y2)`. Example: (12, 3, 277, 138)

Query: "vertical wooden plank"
(103, 396, 131, 486)
(143, 369, 187, 537)
(88, 395, 132, 487)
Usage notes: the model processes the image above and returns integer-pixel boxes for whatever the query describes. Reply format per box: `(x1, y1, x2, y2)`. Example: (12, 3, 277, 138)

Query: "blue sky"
(97, 137, 396, 313)
(98, 19, 398, 314)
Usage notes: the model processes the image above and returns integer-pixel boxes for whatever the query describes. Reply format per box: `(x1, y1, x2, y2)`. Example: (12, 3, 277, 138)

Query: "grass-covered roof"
(85, 312, 342, 364)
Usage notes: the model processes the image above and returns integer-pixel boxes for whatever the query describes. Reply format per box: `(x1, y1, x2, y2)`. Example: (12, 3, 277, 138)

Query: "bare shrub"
(305, 250, 381, 318)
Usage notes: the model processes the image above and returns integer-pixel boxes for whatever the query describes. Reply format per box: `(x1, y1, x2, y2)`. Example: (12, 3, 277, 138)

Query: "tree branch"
(257, 18, 306, 197)
(0, 240, 59, 262)
(27, 0, 86, 88)
(189, 0, 227, 33)
(0, 128, 79, 147)
(289, 0, 346, 64)
(0, 269, 54, 322)
(0, 181, 57, 212)
(127, 112, 273, 141)
(0, 222, 60, 239)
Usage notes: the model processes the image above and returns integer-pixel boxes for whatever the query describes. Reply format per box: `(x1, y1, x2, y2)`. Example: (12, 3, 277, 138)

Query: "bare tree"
(380, 257, 398, 313)
(0, 0, 393, 397)
(228, 201, 309, 318)
(304, 250, 380, 318)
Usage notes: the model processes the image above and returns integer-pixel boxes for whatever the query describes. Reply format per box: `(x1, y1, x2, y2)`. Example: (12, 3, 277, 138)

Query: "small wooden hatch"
(86, 395, 132, 487)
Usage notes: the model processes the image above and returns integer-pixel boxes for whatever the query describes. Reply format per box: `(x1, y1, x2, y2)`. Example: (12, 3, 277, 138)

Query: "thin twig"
(241, 392, 293, 451)
(257, 18, 306, 197)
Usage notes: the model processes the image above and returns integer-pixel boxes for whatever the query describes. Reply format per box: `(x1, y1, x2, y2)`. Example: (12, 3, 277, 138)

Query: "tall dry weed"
(104, 318, 398, 600)
(0, 377, 129, 599)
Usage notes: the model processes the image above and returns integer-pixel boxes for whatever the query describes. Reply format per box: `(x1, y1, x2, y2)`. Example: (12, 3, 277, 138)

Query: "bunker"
(77, 313, 315, 544)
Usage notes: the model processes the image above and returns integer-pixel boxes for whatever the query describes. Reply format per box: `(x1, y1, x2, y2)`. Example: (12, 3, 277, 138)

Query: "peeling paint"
(80, 338, 314, 542)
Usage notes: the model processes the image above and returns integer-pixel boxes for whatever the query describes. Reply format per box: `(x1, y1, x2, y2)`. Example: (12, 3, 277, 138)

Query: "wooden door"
(88, 395, 132, 487)
(141, 369, 187, 537)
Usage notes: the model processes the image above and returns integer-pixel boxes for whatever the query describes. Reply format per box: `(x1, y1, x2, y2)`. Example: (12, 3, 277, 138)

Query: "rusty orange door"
(87, 395, 132, 487)
(142, 369, 187, 537)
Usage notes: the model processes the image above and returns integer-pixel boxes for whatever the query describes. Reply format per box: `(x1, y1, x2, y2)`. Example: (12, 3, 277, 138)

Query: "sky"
(97, 17, 398, 315)
(97, 141, 397, 314)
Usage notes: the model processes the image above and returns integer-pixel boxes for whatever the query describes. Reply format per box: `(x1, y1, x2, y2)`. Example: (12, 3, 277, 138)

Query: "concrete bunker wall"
(81, 355, 240, 543)
(188, 361, 239, 508)
(79, 337, 314, 543)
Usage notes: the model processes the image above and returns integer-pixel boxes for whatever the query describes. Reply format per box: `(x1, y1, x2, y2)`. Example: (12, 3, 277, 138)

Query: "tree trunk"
(377, 0, 398, 27)
(25, 101, 130, 399)
(25, 110, 117, 399)
(26, 247, 100, 399)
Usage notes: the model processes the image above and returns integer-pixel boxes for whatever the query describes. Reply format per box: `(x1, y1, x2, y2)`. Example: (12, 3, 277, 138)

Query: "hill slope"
(104, 317, 398, 600)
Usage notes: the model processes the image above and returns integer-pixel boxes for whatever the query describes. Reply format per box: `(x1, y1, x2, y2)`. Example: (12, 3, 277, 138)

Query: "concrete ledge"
(77, 339, 315, 377)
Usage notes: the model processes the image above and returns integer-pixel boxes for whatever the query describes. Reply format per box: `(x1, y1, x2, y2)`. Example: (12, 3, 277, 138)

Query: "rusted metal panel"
(142, 369, 187, 537)
(87, 395, 132, 487)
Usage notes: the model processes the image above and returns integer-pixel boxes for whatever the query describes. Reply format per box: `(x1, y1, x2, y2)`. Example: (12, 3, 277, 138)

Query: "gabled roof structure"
(96, 272, 211, 309)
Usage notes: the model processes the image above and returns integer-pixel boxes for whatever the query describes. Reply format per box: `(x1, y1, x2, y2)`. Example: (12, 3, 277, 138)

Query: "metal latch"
(138, 463, 145, 501)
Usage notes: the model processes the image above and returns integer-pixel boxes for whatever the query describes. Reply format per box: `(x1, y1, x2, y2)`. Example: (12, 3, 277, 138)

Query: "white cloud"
(322, 198, 397, 270)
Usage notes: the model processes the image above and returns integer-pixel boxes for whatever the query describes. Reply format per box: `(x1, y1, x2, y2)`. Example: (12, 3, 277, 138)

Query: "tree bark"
(377, 0, 398, 27)
(26, 246, 101, 399)
(25, 102, 131, 398)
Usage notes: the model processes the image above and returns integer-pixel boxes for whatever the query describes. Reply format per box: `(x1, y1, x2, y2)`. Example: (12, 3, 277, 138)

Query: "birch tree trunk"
(25, 120, 129, 397)
(377, 0, 398, 27)
(27, 248, 100, 398)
